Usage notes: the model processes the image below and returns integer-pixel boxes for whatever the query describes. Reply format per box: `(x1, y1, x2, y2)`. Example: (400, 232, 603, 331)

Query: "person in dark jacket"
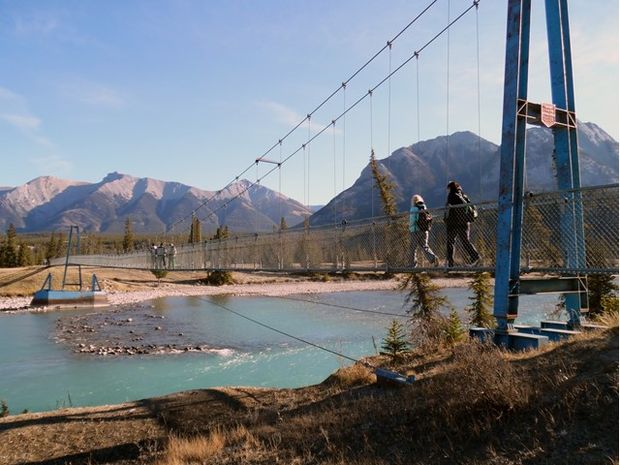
(445, 181, 480, 267)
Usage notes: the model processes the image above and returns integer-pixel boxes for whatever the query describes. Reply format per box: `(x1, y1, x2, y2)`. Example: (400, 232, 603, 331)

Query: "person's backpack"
(462, 194, 478, 222)
(417, 208, 433, 231)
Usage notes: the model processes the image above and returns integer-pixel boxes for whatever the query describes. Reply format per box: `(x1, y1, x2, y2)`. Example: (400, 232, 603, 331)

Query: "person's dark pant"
(447, 224, 479, 266)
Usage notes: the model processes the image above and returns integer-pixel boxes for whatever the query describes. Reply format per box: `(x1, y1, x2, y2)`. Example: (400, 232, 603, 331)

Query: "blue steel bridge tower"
(491, 0, 587, 349)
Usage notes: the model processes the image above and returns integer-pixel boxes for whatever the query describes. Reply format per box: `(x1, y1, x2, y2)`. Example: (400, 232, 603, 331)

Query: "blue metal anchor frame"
(493, 0, 586, 337)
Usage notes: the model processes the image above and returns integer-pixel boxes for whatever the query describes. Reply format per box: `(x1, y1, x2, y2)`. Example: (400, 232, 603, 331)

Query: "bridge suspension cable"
(272, 295, 408, 318)
(167, 0, 449, 236)
(188, 1, 483, 229)
(203, 296, 362, 364)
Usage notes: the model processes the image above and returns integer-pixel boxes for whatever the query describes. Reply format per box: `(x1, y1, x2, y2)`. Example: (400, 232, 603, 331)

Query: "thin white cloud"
(62, 78, 126, 108)
(257, 100, 339, 134)
(0, 114, 41, 130)
(0, 86, 20, 101)
(0, 85, 52, 146)
(13, 14, 59, 36)
(29, 154, 73, 176)
(77, 85, 125, 108)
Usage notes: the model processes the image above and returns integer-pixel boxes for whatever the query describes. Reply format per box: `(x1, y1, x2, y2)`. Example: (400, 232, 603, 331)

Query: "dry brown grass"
(156, 426, 264, 465)
(321, 362, 376, 388)
(156, 431, 226, 465)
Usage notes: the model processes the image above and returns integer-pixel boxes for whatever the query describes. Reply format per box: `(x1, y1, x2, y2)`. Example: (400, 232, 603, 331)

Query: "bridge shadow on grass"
(16, 439, 157, 465)
(0, 388, 261, 465)
(0, 403, 150, 432)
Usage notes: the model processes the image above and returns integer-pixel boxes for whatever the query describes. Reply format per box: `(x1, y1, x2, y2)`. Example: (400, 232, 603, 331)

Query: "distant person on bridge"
(157, 242, 166, 269)
(167, 243, 176, 269)
(445, 181, 480, 268)
(408, 194, 438, 267)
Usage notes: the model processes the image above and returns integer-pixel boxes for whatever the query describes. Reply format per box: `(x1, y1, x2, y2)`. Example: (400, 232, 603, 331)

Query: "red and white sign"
(541, 103, 556, 127)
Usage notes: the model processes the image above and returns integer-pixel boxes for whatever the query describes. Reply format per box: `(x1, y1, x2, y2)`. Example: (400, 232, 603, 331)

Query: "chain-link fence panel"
(54, 185, 618, 275)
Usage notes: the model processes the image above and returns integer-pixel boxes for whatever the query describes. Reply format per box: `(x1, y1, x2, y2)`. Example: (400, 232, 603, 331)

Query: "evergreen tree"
(44, 232, 56, 264)
(16, 241, 33, 267)
(402, 273, 449, 345)
(122, 217, 134, 253)
(34, 244, 45, 266)
(54, 232, 66, 258)
(95, 236, 104, 254)
(189, 215, 202, 243)
(444, 309, 466, 346)
(369, 149, 397, 217)
(466, 272, 495, 328)
(587, 274, 619, 318)
(0, 224, 18, 267)
(381, 320, 410, 359)
(370, 149, 403, 270)
(212, 226, 229, 240)
(280, 217, 288, 231)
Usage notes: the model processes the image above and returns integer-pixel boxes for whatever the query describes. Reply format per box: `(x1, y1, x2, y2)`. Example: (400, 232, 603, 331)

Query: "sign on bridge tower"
(493, 0, 587, 345)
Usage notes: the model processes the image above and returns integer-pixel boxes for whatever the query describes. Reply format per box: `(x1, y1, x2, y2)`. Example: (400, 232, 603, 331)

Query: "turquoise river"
(0, 289, 559, 414)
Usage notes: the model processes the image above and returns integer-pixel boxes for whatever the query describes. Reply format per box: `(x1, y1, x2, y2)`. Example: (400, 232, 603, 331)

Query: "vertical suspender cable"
(445, 0, 451, 184)
(416, 53, 421, 143)
(333, 120, 337, 227)
(279, 140, 283, 269)
(387, 41, 393, 159)
(303, 144, 307, 212)
(279, 140, 283, 227)
(255, 162, 259, 233)
(369, 90, 374, 219)
(307, 115, 312, 212)
(475, 1, 482, 199)
(342, 84, 347, 222)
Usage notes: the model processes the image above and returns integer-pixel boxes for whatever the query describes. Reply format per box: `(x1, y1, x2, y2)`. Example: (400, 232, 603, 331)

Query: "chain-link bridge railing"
(53, 185, 618, 275)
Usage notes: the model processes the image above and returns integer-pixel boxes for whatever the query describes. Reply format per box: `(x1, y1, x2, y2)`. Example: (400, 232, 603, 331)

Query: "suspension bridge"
(39, 0, 618, 349)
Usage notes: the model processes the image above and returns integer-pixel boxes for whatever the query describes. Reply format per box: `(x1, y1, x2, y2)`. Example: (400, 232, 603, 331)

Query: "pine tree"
(402, 273, 449, 346)
(0, 224, 18, 267)
(44, 232, 56, 264)
(54, 232, 66, 258)
(280, 217, 288, 231)
(369, 149, 397, 217)
(189, 215, 202, 243)
(16, 241, 33, 266)
(369, 149, 402, 270)
(587, 274, 619, 319)
(444, 309, 466, 346)
(122, 217, 134, 253)
(212, 226, 229, 240)
(466, 272, 495, 328)
(381, 320, 410, 359)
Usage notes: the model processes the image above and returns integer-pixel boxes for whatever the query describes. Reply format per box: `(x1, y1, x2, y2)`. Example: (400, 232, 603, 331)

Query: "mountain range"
(0, 121, 616, 234)
(309, 121, 618, 225)
(0, 173, 310, 234)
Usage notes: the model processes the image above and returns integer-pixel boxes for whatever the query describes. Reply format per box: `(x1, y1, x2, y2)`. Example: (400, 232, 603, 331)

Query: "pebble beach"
(0, 275, 470, 312)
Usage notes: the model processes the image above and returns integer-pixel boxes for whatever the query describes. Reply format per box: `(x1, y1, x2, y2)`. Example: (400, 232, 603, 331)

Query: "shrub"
(444, 309, 466, 346)
(202, 271, 234, 286)
(381, 320, 410, 359)
(466, 272, 495, 328)
(151, 269, 168, 280)
(588, 274, 619, 319)
(401, 273, 449, 347)
(1, 400, 8, 417)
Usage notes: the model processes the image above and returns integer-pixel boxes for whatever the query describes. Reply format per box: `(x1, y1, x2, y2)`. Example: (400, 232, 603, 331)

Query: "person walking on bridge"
(445, 181, 480, 267)
(409, 194, 438, 267)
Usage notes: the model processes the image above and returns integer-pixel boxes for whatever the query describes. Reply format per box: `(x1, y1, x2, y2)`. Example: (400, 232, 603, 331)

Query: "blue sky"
(0, 0, 617, 204)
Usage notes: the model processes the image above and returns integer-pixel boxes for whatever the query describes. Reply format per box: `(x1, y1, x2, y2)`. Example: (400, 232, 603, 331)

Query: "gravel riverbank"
(0, 275, 470, 312)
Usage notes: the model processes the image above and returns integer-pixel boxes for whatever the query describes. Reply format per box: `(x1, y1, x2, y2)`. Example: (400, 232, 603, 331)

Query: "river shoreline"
(0, 274, 470, 312)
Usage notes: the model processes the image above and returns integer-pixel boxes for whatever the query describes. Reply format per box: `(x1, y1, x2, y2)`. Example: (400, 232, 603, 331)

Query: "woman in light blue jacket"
(409, 194, 438, 267)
